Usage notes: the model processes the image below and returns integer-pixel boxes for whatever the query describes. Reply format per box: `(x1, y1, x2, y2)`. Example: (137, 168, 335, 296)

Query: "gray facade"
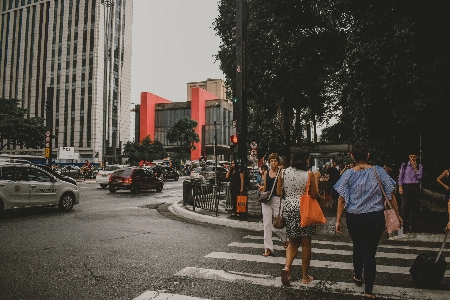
(0, 0, 132, 162)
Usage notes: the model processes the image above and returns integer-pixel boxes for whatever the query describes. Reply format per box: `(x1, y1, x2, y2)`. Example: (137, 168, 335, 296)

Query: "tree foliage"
(0, 99, 46, 151)
(122, 135, 167, 166)
(166, 117, 200, 161)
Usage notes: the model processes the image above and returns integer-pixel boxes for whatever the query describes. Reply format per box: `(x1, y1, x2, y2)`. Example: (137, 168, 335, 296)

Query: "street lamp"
(101, 0, 114, 169)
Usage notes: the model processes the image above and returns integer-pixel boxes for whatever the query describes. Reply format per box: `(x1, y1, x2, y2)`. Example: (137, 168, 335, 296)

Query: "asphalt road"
(1, 179, 449, 300)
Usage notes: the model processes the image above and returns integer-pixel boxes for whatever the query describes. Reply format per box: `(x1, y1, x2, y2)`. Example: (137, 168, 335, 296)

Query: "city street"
(0, 179, 449, 300)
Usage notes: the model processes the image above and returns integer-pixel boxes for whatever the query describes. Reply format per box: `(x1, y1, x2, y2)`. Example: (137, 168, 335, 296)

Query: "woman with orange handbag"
(226, 160, 244, 217)
(279, 148, 318, 286)
(335, 142, 402, 299)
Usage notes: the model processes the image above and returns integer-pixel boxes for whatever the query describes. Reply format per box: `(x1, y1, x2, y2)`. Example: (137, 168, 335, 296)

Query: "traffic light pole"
(234, 0, 248, 187)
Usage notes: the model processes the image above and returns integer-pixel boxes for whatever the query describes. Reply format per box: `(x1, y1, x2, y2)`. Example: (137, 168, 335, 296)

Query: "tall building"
(0, 0, 133, 163)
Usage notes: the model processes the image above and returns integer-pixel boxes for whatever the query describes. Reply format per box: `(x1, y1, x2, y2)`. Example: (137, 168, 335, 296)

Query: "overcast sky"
(130, 0, 224, 105)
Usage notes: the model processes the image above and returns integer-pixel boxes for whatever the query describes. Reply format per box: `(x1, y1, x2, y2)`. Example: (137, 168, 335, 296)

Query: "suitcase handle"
(435, 231, 449, 263)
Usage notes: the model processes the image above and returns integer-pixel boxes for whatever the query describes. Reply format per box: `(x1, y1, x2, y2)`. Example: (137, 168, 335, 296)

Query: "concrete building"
(186, 78, 226, 102)
(0, 0, 133, 163)
(139, 79, 233, 161)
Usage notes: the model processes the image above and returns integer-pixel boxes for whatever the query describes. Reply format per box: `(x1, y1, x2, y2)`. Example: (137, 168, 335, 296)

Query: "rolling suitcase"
(409, 231, 449, 288)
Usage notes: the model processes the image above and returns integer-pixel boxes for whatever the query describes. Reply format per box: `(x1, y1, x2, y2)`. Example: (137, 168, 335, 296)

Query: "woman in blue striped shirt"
(334, 142, 402, 299)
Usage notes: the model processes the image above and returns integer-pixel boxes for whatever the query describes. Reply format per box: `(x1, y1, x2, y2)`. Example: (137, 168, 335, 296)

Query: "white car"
(95, 165, 127, 188)
(0, 163, 79, 213)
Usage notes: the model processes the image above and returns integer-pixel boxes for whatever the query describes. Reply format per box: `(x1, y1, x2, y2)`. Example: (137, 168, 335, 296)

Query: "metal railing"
(183, 179, 227, 216)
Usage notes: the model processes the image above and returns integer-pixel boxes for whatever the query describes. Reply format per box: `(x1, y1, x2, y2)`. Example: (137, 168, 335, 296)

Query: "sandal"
(262, 249, 273, 257)
(281, 268, 290, 286)
(282, 240, 289, 249)
(302, 275, 314, 284)
(353, 275, 362, 287)
(363, 293, 376, 299)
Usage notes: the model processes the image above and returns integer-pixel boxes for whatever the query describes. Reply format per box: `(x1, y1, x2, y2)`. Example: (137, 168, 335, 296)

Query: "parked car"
(196, 166, 228, 183)
(0, 163, 79, 213)
(95, 165, 127, 188)
(161, 166, 179, 181)
(108, 167, 164, 194)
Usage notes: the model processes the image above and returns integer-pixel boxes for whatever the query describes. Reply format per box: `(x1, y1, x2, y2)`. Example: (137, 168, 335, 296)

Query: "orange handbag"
(300, 172, 326, 227)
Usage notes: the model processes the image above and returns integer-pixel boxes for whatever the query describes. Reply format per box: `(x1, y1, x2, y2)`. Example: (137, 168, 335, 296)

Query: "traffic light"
(231, 27, 237, 49)
(230, 134, 238, 144)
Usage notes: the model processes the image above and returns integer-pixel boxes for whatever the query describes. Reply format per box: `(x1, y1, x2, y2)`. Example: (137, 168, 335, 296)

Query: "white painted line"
(228, 242, 418, 260)
(243, 235, 450, 252)
(133, 290, 211, 300)
(175, 267, 449, 300)
(204, 252, 450, 277)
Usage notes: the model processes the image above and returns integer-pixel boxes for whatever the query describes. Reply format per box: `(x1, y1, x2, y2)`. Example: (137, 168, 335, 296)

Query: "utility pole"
(233, 0, 248, 185)
(45, 87, 54, 167)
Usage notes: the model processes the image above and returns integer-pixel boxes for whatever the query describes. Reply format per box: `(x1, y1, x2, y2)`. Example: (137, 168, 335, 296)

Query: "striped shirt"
(334, 165, 396, 214)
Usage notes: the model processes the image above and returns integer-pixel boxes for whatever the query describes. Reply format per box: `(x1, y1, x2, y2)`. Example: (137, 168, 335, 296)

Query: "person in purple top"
(398, 150, 423, 231)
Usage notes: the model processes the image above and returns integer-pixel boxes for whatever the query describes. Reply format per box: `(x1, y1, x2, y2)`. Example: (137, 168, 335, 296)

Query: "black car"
(161, 166, 179, 181)
(199, 166, 228, 183)
(108, 167, 164, 194)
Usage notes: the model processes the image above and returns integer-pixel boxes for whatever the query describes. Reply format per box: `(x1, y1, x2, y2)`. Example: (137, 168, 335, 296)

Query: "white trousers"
(261, 195, 287, 252)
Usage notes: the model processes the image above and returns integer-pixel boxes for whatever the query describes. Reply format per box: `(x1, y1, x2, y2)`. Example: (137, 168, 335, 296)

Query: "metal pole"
(214, 121, 218, 186)
(101, 0, 114, 170)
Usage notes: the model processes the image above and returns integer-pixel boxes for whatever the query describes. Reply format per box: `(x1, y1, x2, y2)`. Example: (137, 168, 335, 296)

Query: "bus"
(0, 154, 47, 165)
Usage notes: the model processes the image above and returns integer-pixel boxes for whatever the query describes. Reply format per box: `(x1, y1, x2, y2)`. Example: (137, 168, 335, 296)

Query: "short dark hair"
(408, 149, 418, 156)
(351, 142, 369, 162)
(291, 148, 310, 170)
(260, 164, 268, 171)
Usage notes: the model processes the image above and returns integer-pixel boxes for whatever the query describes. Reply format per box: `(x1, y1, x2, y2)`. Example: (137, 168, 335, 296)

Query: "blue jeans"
(346, 210, 385, 294)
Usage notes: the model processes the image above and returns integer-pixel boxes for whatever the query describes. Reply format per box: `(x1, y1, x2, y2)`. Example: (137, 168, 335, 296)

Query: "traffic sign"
(45, 131, 51, 137)
(45, 148, 50, 158)
(250, 149, 257, 157)
(250, 141, 257, 149)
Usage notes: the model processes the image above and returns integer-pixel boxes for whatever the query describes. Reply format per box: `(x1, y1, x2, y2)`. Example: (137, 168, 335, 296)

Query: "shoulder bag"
(259, 169, 280, 204)
(300, 171, 326, 227)
(372, 167, 401, 233)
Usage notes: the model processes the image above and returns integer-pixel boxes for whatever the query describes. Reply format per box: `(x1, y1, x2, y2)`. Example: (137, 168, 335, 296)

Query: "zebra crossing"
(172, 234, 449, 300)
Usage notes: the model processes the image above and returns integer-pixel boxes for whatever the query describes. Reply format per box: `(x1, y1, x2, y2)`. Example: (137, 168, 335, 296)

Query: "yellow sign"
(45, 147, 50, 158)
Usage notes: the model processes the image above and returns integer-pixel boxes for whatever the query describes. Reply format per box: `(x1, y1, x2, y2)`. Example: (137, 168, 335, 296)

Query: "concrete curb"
(170, 201, 263, 232)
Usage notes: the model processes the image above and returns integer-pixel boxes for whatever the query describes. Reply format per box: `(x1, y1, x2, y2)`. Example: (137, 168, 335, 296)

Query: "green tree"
(166, 117, 200, 161)
(122, 135, 167, 166)
(0, 99, 46, 151)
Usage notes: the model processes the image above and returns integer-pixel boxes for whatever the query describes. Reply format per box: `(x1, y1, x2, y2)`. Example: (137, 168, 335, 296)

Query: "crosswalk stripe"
(133, 290, 211, 300)
(228, 242, 418, 260)
(243, 235, 450, 252)
(175, 267, 449, 300)
(205, 252, 450, 277)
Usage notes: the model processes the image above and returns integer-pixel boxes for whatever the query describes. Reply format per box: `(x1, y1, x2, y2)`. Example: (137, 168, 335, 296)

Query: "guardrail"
(182, 179, 230, 216)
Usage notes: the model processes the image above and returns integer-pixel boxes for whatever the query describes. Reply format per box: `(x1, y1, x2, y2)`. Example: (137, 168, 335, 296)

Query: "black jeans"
(346, 210, 385, 294)
(401, 184, 420, 228)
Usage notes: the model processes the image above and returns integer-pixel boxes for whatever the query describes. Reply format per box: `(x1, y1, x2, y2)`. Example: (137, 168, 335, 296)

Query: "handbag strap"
(372, 167, 393, 210)
(304, 171, 311, 195)
(276, 169, 285, 216)
(267, 169, 280, 201)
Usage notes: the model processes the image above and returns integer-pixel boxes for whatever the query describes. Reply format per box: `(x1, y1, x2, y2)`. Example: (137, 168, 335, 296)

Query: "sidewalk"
(170, 190, 449, 243)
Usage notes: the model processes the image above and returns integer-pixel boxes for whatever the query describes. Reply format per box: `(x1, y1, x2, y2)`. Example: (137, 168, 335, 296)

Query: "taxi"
(0, 163, 79, 213)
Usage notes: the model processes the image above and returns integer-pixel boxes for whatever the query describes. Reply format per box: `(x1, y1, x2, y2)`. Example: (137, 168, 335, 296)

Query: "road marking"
(243, 235, 450, 252)
(228, 242, 418, 260)
(204, 252, 450, 277)
(176, 267, 449, 300)
(133, 290, 211, 300)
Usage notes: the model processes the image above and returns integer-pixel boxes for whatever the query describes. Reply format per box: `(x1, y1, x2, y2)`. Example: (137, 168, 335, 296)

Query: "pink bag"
(372, 168, 401, 233)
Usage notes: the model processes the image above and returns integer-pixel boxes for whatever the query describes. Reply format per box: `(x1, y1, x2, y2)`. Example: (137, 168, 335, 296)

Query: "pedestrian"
(256, 164, 268, 193)
(261, 153, 287, 257)
(226, 160, 244, 217)
(335, 142, 402, 299)
(280, 148, 318, 286)
(398, 149, 423, 231)
(327, 161, 340, 203)
(436, 167, 450, 231)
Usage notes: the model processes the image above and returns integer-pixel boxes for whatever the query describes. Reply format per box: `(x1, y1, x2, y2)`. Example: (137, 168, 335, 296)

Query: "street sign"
(45, 131, 50, 137)
(250, 141, 257, 149)
(45, 148, 50, 158)
(250, 149, 257, 157)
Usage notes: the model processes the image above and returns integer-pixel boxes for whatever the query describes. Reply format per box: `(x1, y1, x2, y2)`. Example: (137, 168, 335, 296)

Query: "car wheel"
(58, 193, 74, 211)
(131, 184, 141, 194)
(156, 185, 163, 193)
(100, 184, 108, 189)
(174, 175, 179, 181)
(109, 186, 117, 193)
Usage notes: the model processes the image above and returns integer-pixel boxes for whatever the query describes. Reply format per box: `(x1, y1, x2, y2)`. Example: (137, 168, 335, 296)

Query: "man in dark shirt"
(327, 161, 340, 203)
